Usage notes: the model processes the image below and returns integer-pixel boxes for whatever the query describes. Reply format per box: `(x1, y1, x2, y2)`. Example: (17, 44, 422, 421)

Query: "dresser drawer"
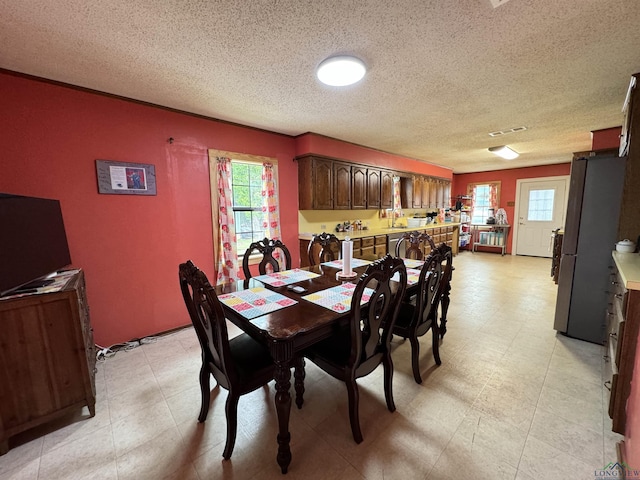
(374, 235, 386, 245)
(361, 236, 374, 248)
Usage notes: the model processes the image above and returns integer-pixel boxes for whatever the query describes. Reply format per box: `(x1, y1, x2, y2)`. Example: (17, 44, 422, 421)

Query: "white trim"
(513, 175, 570, 256)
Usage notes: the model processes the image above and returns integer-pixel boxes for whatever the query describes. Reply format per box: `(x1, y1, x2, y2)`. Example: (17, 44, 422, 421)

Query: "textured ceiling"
(1, 0, 639, 173)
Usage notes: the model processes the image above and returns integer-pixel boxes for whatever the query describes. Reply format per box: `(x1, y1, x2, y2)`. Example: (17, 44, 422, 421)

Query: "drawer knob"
(604, 380, 612, 391)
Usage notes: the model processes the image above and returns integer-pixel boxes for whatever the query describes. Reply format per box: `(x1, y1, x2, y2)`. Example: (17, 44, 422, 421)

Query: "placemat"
(392, 268, 422, 286)
(253, 268, 320, 287)
(218, 287, 297, 320)
(401, 258, 425, 269)
(320, 258, 372, 269)
(302, 283, 374, 313)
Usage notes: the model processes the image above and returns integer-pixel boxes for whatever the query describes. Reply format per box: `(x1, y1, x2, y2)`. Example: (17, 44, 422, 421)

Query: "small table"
(471, 224, 510, 256)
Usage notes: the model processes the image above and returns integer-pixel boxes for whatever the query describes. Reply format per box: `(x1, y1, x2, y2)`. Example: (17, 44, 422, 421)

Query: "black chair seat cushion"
(229, 332, 275, 383)
(394, 302, 416, 330)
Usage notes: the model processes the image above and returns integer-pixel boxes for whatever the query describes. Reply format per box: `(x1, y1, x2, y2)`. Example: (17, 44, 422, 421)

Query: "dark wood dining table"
(214, 260, 424, 473)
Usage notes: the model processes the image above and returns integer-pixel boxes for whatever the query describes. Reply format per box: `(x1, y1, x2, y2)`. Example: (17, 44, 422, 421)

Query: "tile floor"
(0, 252, 623, 480)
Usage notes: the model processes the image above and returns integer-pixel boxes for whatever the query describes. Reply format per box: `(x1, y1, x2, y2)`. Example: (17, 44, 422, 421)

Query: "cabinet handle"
(604, 380, 612, 391)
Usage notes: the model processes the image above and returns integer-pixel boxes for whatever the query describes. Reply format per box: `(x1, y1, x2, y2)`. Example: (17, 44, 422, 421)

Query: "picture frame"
(96, 159, 156, 195)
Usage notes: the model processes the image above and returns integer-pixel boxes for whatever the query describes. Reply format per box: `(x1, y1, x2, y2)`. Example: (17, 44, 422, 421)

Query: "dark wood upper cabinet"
(351, 165, 367, 209)
(421, 177, 431, 209)
(380, 170, 394, 209)
(443, 181, 451, 209)
(334, 161, 352, 209)
(367, 169, 381, 209)
(298, 155, 333, 210)
(412, 175, 422, 208)
(429, 177, 438, 209)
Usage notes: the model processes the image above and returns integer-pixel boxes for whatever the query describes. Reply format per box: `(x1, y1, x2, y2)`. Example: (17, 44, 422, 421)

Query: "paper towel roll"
(342, 237, 353, 275)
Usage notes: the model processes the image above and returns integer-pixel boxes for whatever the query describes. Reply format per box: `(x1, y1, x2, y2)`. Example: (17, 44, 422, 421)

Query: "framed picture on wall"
(96, 159, 157, 195)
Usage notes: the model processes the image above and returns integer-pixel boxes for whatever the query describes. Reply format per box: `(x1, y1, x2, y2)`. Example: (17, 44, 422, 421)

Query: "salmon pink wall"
(591, 126, 622, 151)
(452, 163, 572, 254)
(296, 133, 453, 179)
(0, 72, 298, 346)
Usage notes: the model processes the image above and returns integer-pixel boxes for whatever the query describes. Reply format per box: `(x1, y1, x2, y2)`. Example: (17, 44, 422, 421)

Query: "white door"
(515, 178, 568, 257)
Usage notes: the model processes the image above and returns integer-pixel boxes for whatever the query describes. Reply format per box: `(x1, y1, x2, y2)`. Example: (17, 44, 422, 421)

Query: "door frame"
(512, 175, 570, 256)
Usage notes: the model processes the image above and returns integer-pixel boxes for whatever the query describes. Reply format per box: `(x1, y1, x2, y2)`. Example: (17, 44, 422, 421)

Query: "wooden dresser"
(0, 270, 96, 454)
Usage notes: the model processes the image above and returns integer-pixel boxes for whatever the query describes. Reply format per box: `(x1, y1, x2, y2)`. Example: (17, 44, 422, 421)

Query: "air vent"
(489, 0, 512, 7)
(488, 126, 527, 137)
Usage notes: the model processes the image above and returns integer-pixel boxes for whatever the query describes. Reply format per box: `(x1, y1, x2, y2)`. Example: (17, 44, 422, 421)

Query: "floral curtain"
(262, 162, 282, 270)
(392, 176, 402, 212)
(216, 157, 239, 284)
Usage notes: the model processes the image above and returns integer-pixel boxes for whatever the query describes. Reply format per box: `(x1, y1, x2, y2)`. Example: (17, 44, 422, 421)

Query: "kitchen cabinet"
(429, 178, 438, 208)
(367, 169, 381, 209)
(374, 235, 387, 258)
(421, 177, 431, 209)
(334, 161, 351, 210)
(412, 175, 422, 208)
(0, 270, 96, 454)
(298, 156, 333, 210)
(351, 165, 367, 209)
(605, 253, 640, 436)
(380, 170, 394, 209)
(443, 181, 451, 209)
(436, 180, 446, 208)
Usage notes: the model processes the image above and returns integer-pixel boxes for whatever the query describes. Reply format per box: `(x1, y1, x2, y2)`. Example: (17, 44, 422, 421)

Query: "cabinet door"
(380, 170, 394, 209)
(443, 180, 451, 209)
(351, 165, 367, 209)
(429, 178, 438, 208)
(436, 180, 445, 208)
(421, 177, 431, 208)
(312, 157, 333, 210)
(367, 169, 381, 209)
(412, 175, 422, 208)
(334, 162, 351, 209)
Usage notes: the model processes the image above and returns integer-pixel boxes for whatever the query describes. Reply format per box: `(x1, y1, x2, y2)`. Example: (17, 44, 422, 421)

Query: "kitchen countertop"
(299, 222, 461, 241)
(613, 250, 640, 291)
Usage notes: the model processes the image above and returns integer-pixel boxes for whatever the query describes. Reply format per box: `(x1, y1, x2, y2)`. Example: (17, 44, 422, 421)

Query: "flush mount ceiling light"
(317, 56, 366, 86)
(488, 145, 519, 160)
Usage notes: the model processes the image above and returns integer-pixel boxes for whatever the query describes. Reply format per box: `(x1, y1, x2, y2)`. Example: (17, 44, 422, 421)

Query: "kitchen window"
(468, 181, 501, 224)
(231, 161, 264, 255)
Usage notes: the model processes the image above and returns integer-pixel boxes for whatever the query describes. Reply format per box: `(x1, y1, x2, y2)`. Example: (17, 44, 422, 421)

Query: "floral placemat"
(401, 258, 425, 269)
(301, 283, 374, 313)
(218, 287, 297, 320)
(253, 268, 320, 287)
(392, 268, 422, 286)
(320, 258, 372, 269)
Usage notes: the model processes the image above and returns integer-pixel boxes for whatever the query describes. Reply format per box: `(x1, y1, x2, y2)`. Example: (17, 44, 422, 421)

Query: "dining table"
(214, 258, 423, 474)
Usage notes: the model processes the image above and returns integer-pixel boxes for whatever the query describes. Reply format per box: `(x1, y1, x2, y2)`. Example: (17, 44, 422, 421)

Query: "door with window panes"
(515, 178, 568, 257)
(232, 162, 265, 257)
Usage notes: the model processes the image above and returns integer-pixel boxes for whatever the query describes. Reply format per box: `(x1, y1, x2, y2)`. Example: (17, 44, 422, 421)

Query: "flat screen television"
(0, 193, 72, 296)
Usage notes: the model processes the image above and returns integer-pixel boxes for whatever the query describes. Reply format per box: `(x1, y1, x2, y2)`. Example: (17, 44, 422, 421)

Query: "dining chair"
(302, 254, 407, 443)
(178, 260, 276, 459)
(435, 243, 454, 338)
(242, 237, 292, 285)
(391, 250, 445, 384)
(394, 231, 436, 259)
(307, 232, 341, 265)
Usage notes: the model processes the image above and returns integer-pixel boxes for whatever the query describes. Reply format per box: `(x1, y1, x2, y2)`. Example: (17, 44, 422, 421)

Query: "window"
(231, 162, 264, 255)
(527, 189, 555, 221)
(471, 184, 491, 224)
(468, 181, 500, 224)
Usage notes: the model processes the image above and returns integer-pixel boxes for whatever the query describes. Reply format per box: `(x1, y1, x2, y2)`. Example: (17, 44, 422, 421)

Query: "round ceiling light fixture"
(316, 55, 366, 87)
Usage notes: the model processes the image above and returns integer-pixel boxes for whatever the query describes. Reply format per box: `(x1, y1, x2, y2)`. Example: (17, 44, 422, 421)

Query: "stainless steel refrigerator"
(553, 154, 626, 344)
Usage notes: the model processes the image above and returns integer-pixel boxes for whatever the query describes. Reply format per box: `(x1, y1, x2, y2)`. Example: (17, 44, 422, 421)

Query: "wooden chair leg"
(440, 285, 451, 338)
(223, 393, 240, 459)
(409, 336, 422, 384)
(198, 364, 211, 422)
(383, 353, 396, 413)
(432, 323, 442, 366)
(294, 357, 306, 409)
(346, 379, 363, 444)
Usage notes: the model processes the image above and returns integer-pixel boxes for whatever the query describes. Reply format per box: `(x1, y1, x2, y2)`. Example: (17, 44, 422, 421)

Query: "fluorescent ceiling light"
(488, 145, 519, 160)
(317, 56, 366, 87)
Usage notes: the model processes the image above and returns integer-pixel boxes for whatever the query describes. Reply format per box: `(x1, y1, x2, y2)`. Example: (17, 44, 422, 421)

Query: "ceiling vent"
(488, 126, 527, 137)
(489, 0, 512, 7)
